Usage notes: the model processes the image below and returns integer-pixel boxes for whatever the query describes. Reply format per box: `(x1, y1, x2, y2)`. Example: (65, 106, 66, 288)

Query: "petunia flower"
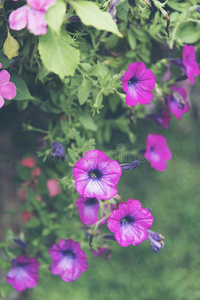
(6, 256, 40, 292)
(147, 230, 164, 253)
(170, 45, 200, 85)
(122, 62, 156, 107)
(145, 134, 172, 172)
(147, 109, 171, 129)
(51, 141, 65, 161)
(0, 66, 16, 108)
(49, 239, 88, 282)
(9, 0, 56, 36)
(76, 197, 113, 226)
(19, 156, 37, 168)
(73, 150, 122, 200)
(107, 199, 153, 247)
(120, 160, 140, 171)
(47, 179, 61, 197)
(167, 85, 190, 119)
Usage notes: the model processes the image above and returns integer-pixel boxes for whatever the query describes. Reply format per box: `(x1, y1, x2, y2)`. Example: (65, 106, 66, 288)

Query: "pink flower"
(145, 134, 172, 172)
(122, 62, 156, 107)
(147, 109, 171, 129)
(9, 0, 56, 35)
(92, 247, 107, 257)
(47, 179, 61, 197)
(19, 156, 37, 168)
(73, 150, 122, 200)
(182, 45, 200, 85)
(0, 66, 16, 108)
(107, 199, 153, 247)
(49, 239, 88, 282)
(167, 85, 190, 119)
(6, 256, 40, 292)
(76, 197, 113, 226)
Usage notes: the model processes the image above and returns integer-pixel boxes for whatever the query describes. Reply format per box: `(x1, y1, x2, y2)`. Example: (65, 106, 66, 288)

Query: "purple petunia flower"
(0, 65, 16, 109)
(148, 230, 164, 253)
(167, 85, 190, 119)
(145, 134, 172, 172)
(73, 150, 122, 200)
(147, 109, 171, 129)
(122, 62, 156, 107)
(51, 141, 65, 160)
(76, 197, 113, 226)
(92, 246, 107, 257)
(107, 199, 153, 247)
(6, 256, 40, 292)
(49, 239, 88, 282)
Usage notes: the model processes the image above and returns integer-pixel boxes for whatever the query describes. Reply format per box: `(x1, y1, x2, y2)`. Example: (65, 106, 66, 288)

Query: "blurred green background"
(15, 81, 199, 300)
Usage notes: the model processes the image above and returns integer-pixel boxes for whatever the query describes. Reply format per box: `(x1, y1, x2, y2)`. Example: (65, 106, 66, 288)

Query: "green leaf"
(79, 113, 97, 131)
(3, 31, 19, 60)
(178, 23, 200, 44)
(25, 217, 41, 228)
(11, 76, 33, 100)
(78, 78, 92, 105)
(0, 50, 9, 68)
(39, 29, 80, 79)
(46, 0, 66, 32)
(70, 1, 122, 37)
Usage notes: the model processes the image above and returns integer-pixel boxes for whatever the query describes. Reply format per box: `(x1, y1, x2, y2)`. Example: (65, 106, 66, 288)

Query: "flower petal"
(9, 6, 28, 31)
(27, 8, 47, 35)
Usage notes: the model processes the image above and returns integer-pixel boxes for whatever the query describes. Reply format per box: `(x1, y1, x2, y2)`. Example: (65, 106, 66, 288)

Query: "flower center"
(62, 250, 76, 259)
(150, 146, 154, 152)
(89, 169, 102, 179)
(85, 198, 98, 206)
(120, 215, 134, 226)
(128, 76, 138, 86)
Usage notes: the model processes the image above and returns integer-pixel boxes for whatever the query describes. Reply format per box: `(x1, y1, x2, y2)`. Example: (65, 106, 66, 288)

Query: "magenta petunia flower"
(147, 109, 171, 129)
(107, 199, 153, 247)
(47, 179, 61, 197)
(9, 0, 56, 35)
(76, 197, 113, 226)
(167, 85, 190, 119)
(73, 150, 122, 200)
(122, 62, 156, 107)
(49, 239, 88, 282)
(0, 67, 16, 108)
(92, 246, 107, 257)
(145, 134, 172, 172)
(6, 256, 40, 292)
(182, 45, 200, 85)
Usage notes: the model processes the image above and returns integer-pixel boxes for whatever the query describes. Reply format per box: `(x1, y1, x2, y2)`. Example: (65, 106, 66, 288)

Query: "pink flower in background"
(182, 45, 200, 85)
(6, 256, 40, 292)
(76, 197, 113, 226)
(49, 239, 88, 282)
(19, 156, 37, 168)
(147, 109, 171, 129)
(167, 85, 190, 119)
(92, 247, 107, 257)
(107, 199, 153, 247)
(73, 150, 122, 200)
(9, 0, 56, 35)
(47, 179, 61, 197)
(145, 134, 172, 172)
(0, 66, 16, 108)
(122, 62, 156, 107)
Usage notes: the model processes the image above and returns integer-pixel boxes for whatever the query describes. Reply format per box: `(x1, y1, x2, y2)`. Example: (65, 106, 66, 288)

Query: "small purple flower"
(120, 160, 140, 171)
(0, 67, 16, 108)
(147, 109, 171, 129)
(148, 230, 164, 253)
(145, 134, 172, 172)
(51, 141, 65, 160)
(92, 246, 107, 257)
(167, 85, 189, 120)
(73, 150, 122, 200)
(108, 0, 120, 19)
(6, 256, 40, 292)
(76, 197, 113, 226)
(122, 62, 156, 107)
(49, 239, 88, 282)
(107, 199, 154, 247)
(13, 238, 27, 249)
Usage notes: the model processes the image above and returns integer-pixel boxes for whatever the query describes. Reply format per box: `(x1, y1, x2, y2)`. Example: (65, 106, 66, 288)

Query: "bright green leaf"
(46, 0, 66, 32)
(3, 31, 19, 60)
(78, 78, 92, 105)
(11, 76, 33, 100)
(70, 1, 122, 37)
(39, 29, 80, 79)
(79, 114, 97, 131)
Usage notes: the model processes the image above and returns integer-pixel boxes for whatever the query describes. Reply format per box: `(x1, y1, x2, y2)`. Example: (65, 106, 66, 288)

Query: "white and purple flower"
(49, 239, 88, 282)
(107, 199, 154, 247)
(6, 256, 40, 292)
(122, 62, 156, 107)
(73, 150, 122, 200)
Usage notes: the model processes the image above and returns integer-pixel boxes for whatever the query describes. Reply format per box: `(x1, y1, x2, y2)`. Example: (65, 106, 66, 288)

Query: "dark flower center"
(120, 215, 134, 226)
(150, 146, 154, 152)
(170, 94, 185, 109)
(85, 198, 98, 206)
(62, 249, 76, 259)
(128, 76, 138, 86)
(89, 169, 102, 180)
